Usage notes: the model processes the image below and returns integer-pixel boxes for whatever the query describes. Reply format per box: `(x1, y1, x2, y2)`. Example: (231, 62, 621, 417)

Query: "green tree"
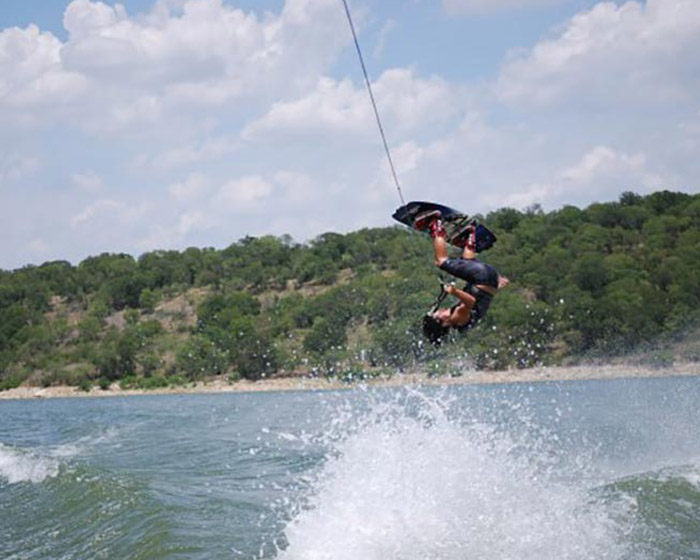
(197, 291, 260, 331)
(176, 335, 229, 380)
(303, 318, 347, 355)
(139, 288, 159, 313)
(229, 317, 279, 380)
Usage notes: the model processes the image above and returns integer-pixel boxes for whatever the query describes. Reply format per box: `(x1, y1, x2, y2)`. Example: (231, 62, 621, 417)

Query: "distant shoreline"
(1, 362, 698, 401)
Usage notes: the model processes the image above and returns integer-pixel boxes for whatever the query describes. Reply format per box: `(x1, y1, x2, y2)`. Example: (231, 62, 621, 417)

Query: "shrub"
(175, 336, 229, 380)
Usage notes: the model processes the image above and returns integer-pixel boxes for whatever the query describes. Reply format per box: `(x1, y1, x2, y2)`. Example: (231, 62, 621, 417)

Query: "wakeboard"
(392, 201, 497, 252)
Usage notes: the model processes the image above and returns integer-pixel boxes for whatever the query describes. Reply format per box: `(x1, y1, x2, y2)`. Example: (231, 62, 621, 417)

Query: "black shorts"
(439, 258, 499, 288)
(440, 258, 497, 332)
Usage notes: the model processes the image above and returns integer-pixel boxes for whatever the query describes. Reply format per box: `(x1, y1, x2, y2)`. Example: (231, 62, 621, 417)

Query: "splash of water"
(277, 388, 632, 560)
(0, 443, 59, 484)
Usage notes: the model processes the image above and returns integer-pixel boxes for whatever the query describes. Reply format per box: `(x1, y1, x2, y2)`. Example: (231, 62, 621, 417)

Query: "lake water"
(2, 374, 700, 559)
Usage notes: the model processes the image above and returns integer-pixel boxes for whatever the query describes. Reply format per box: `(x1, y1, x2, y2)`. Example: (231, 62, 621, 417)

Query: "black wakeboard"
(392, 201, 496, 252)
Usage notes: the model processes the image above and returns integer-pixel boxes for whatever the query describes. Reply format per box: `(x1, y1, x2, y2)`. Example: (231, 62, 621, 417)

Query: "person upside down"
(416, 211, 509, 344)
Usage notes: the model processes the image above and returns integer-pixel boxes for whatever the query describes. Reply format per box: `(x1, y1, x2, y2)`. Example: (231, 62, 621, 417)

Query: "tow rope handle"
(428, 279, 454, 313)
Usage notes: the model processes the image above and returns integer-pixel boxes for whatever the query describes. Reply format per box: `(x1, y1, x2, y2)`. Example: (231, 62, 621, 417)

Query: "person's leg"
(433, 234, 449, 267)
(425, 217, 449, 267)
(461, 245, 477, 260)
(461, 224, 477, 260)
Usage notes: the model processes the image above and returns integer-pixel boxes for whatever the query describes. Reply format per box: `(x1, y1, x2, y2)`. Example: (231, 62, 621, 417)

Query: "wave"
(0, 435, 93, 485)
(276, 389, 634, 560)
(602, 465, 700, 559)
(0, 443, 60, 484)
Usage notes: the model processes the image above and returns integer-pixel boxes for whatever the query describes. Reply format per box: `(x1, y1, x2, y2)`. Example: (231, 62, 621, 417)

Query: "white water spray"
(0, 443, 59, 484)
(278, 389, 630, 560)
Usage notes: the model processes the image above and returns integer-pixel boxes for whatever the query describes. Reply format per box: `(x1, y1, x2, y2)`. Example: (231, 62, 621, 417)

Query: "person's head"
(431, 307, 453, 325)
(422, 313, 450, 345)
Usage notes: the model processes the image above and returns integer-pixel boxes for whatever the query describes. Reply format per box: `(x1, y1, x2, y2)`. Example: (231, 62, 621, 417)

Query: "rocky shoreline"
(1, 362, 698, 401)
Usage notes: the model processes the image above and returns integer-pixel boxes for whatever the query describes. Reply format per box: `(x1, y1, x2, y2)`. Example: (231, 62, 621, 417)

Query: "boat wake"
(277, 389, 639, 560)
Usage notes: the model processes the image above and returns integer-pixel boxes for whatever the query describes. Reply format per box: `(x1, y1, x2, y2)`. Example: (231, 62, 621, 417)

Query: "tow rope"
(428, 280, 453, 314)
(341, 0, 406, 206)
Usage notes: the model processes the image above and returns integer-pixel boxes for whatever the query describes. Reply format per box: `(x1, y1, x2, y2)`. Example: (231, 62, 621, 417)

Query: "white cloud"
(63, 0, 128, 39)
(444, 0, 565, 16)
(215, 175, 273, 207)
(0, 17, 123, 129)
(678, 110, 700, 150)
(0, 154, 39, 183)
(136, 209, 211, 250)
(390, 141, 424, 182)
(559, 146, 641, 184)
(374, 19, 396, 57)
(497, 0, 700, 108)
(70, 199, 122, 227)
(70, 198, 148, 228)
(487, 145, 664, 209)
(175, 210, 207, 235)
(1, 0, 350, 130)
(168, 172, 210, 201)
(2, 0, 699, 270)
(243, 76, 370, 139)
(28, 238, 50, 256)
(135, 170, 335, 253)
(150, 136, 240, 170)
(0, 25, 87, 111)
(244, 69, 460, 140)
(72, 170, 104, 192)
(272, 170, 318, 204)
(373, 69, 462, 134)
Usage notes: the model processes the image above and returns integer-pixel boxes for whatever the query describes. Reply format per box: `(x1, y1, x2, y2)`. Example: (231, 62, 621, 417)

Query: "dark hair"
(422, 314, 450, 345)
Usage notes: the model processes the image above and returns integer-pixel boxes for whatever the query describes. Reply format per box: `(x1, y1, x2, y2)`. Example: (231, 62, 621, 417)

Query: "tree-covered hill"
(1, 190, 699, 391)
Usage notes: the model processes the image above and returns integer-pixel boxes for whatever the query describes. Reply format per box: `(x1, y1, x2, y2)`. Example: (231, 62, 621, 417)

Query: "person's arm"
(497, 275, 510, 290)
(442, 284, 475, 326)
(445, 284, 476, 307)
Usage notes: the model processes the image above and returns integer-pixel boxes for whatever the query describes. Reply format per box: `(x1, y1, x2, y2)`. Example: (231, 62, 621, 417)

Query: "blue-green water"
(2, 375, 700, 559)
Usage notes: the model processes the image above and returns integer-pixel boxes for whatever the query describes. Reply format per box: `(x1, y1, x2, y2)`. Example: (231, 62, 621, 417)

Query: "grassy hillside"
(1, 190, 699, 391)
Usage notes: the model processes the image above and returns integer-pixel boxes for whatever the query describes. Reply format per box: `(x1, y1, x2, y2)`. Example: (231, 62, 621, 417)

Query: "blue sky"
(1, 0, 699, 269)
